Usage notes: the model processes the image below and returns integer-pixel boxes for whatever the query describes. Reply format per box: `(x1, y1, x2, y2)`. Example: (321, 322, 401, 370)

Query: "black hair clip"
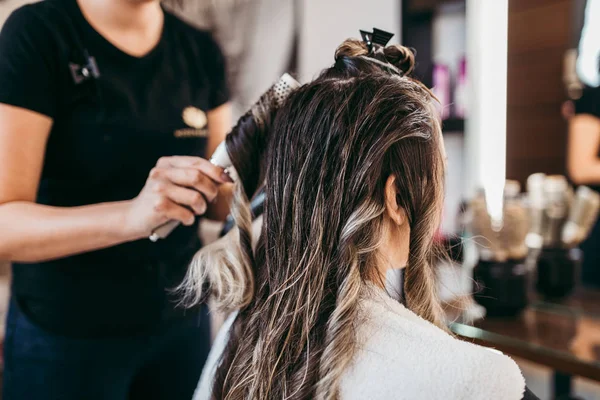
(360, 30, 373, 51)
(69, 50, 100, 85)
(372, 28, 394, 46)
(361, 28, 394, 51)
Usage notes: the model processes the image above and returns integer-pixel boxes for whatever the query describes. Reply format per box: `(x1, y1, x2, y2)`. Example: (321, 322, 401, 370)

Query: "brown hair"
(181, 39, 445, 399)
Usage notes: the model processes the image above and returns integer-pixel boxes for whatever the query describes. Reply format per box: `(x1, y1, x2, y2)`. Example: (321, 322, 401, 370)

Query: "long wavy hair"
(179, 38, 446, 399)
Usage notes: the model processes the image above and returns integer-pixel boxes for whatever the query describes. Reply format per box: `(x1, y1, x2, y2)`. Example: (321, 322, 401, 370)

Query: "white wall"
(298, 0, 401, 83)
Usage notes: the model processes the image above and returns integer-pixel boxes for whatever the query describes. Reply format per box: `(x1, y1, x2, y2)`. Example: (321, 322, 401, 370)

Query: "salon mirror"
(444, 1, 600, 398)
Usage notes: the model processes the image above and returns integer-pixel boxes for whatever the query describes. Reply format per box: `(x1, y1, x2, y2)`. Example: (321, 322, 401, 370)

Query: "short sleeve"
(0, 5, 59, 118)
(574, 86, 600, 118)
(204, 33, 230, 110)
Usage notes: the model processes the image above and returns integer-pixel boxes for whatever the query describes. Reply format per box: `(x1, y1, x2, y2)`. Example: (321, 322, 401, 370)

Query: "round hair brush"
(149, 73, 301, 241)
(561, 185, 600, 247)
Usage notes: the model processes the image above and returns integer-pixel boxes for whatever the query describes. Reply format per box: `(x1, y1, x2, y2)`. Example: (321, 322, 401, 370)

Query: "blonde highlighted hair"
(179, 39, 446, 399)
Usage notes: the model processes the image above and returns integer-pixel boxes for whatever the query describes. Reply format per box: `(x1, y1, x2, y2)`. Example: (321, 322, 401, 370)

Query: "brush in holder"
(536, 247, 582, 299)
(473, 258, 529, 317)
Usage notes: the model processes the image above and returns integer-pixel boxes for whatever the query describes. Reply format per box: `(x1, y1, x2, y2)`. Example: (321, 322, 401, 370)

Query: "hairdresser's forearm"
(0, 201, 139, 263)
(569, 160, 600, 185)
(568, 115, 600, 185)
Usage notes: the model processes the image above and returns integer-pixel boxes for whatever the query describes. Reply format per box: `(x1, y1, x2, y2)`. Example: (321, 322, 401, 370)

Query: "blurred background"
(1, 0, 599, 399)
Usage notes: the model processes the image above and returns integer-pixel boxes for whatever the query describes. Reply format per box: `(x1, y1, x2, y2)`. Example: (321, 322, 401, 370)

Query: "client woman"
(183, 37, 534, 400)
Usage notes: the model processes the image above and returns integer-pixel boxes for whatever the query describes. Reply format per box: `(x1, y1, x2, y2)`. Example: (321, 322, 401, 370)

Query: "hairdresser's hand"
(124, 156, 233, 238)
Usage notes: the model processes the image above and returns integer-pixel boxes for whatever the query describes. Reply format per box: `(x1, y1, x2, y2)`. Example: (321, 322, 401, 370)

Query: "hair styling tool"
(562, 185, 600, 247)
(542, 175, 570, 248)
(360, 28, 394, 51)
(43, 3, 101, 84)
(525, 173, 546, 250)
(523, 173, 599, 250)
(69, 49, 100, 84)
(470, 181, 529, 262)
(149, 73, 301, 242)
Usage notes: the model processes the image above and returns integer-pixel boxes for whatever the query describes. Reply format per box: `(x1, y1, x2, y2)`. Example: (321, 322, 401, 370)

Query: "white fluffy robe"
(195, 285, 525, 400)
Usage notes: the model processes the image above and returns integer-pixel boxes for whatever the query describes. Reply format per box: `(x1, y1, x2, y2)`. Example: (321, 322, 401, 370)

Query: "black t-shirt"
(575, 86, 600, 119)
(0, 0, 229, 337)
(574, 86, 600, 192)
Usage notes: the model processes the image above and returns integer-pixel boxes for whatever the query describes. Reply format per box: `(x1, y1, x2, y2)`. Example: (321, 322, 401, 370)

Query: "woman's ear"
(385, 175, 406, 226)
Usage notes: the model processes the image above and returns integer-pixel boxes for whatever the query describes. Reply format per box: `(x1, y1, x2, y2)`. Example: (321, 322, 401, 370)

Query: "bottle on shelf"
(432, 63, 451, 120)
(454, 56, 467, 119)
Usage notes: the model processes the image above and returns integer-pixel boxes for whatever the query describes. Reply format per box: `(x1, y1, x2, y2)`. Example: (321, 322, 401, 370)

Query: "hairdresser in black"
(567, 0, 600, 288)
(569, 86, 600, 287)
(0, 0, 233, 398)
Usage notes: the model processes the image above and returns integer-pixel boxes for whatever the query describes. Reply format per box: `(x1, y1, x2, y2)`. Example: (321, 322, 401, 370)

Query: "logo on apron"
(175, 106, 208, 138)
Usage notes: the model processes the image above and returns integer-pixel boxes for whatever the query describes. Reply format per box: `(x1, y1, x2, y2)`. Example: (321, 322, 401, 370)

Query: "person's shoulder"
(163, 9, 218, 49)
(2, 1, 60, 31)
(0, 0, 68, 74)
(1, 0, 64, 49)
(575, 86, 600, 118)
(163, 9, 226, 84)
(340, 294, 525, 399)
(467, 346, 525, 399)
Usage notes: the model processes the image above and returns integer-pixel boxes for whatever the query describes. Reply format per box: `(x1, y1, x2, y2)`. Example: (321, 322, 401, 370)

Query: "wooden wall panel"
(507, 106, 567, 159)
(509, 0, 567, 13)
(508, 2, 570, 55)
(506, 0, 571, 184)
(507, 48, 566, 107)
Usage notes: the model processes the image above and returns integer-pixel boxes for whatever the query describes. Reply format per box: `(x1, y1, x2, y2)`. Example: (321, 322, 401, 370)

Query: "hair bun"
(384, 45, 415, 76)
(335, 39, 415, 76)
(334, 39, 369, 61)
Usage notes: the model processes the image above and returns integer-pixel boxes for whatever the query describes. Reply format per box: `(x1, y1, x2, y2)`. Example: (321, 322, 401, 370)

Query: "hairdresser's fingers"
(152, 196, 196, 226)
(158, 181, 208, 215)
(149, 167, 220, 203)
(156, 156, 232, 184)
